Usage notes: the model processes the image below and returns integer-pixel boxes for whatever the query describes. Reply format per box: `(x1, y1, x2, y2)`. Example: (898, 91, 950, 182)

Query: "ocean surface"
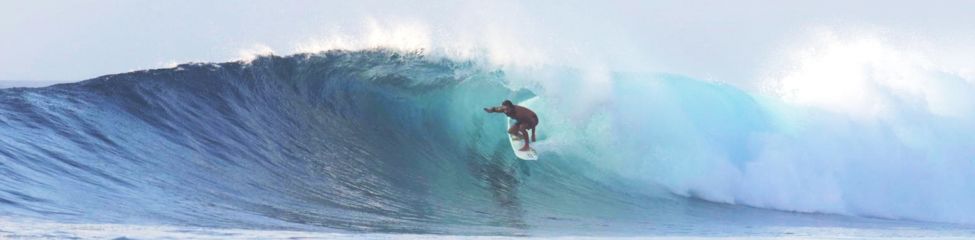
(1, 49, 973, 239)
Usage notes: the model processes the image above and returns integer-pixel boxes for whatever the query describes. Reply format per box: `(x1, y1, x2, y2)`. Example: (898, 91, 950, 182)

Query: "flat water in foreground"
(3, 217, 974, 240)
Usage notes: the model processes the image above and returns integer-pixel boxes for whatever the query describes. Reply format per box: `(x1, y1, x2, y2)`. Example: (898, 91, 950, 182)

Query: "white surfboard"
(507, 97, 539, 160)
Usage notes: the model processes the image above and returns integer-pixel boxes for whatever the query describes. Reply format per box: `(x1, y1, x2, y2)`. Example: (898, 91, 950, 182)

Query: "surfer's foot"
(519, 146, 530, 151)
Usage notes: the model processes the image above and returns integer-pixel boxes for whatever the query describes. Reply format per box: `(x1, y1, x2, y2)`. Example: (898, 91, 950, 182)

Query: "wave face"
(0, 50, 668, 235)
(0, 50, 973, 235)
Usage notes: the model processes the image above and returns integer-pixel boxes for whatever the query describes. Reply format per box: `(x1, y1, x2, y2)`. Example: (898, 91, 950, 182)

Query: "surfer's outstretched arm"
(483, 106, 505, 113)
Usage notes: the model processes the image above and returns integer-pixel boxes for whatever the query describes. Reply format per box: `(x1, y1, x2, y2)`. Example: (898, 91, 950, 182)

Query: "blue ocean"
(1, 49, 973, 239)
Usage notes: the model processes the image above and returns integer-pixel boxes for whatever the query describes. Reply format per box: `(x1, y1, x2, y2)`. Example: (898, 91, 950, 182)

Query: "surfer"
(484, 100, 538, 151)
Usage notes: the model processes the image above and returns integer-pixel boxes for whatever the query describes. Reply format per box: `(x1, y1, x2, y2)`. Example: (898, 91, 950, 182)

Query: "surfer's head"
(502, 100, 513, 107)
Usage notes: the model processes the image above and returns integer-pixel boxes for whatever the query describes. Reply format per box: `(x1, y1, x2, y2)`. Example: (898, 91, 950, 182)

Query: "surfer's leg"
(518, 124, 531, 151)
(508, 124, 525, 140)
(531, 127, 536, 142)
(530, 117, 538, 142)
(509, 122, 525, 140)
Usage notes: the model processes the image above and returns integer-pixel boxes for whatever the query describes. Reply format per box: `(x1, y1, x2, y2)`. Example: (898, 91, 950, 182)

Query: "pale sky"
(1, 0, 973, 87)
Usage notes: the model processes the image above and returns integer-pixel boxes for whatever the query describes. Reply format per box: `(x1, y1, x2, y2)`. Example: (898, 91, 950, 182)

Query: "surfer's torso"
(505, 105, 538, 126)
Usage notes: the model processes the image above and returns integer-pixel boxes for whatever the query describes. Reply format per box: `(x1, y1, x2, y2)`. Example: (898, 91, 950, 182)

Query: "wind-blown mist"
(528, 30, 975, 224)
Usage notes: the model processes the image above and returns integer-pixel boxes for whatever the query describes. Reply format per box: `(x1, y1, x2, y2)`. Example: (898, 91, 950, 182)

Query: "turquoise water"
(0, 50, 973, 237)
